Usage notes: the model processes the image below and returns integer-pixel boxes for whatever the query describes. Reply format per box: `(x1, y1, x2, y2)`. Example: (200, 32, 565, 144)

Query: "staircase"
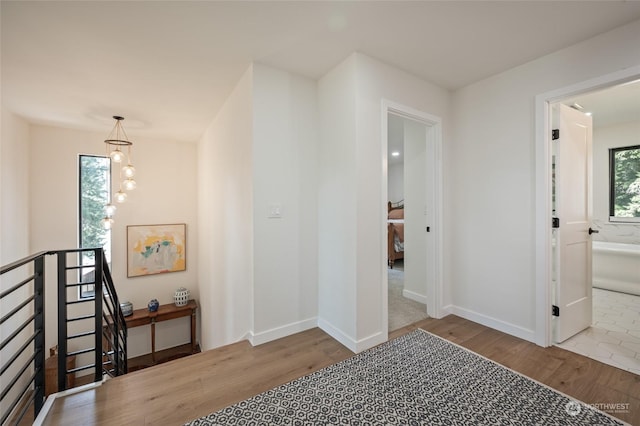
(0, 248, 127, 425)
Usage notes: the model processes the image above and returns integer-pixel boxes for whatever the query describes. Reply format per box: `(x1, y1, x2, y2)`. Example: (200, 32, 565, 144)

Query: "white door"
(553, 104, 593, 343)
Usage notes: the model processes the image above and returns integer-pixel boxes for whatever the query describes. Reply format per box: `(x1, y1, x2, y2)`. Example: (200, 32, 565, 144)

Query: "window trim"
(609, 144, 640, 223)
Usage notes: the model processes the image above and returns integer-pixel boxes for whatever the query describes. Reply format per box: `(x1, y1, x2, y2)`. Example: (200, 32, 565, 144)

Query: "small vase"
(174, 287, 190, 307)
(120, 301, 133, 317)
(147, 299, 159, 312)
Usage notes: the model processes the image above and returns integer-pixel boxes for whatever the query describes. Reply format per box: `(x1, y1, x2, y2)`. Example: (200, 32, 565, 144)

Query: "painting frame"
(127, 223, 186, 278)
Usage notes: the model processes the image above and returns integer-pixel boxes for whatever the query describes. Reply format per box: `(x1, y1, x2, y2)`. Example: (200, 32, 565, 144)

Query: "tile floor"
(557, 288, 640, 375)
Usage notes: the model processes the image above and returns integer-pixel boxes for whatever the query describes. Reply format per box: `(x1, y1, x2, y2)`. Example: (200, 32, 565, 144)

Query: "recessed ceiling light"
(585, 112, 593, 116)
(391, 151, 400, 157)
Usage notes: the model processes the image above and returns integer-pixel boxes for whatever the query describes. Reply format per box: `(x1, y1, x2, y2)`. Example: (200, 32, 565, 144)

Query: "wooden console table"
(125, 300, 197, 363)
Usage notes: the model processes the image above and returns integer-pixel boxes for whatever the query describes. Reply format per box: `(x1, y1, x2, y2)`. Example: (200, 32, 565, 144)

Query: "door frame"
(534, 65, 640, 347)
(381, 99, 444, 339)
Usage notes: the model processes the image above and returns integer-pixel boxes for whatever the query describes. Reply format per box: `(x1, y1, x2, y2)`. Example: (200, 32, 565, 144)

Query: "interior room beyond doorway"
(549, 78, 640, 375)
(386, 112, 429, 331)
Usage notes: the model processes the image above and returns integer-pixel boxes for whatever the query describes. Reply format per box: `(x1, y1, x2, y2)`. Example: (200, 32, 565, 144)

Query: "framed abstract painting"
(127, 223, 186, 277)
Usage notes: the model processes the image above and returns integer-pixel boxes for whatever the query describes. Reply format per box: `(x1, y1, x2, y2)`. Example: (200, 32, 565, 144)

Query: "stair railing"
(0, 248, 127, 425)
(98, 250, 127, 378)
(0, 252, 47, 425)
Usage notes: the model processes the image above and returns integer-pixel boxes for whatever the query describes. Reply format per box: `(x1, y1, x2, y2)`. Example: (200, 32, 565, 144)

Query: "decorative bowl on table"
(174, 287, 190, 307)
(120, 301, 133, 317)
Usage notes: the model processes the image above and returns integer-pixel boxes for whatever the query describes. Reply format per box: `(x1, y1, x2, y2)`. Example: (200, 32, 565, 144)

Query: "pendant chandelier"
(102, 116, 136, 229)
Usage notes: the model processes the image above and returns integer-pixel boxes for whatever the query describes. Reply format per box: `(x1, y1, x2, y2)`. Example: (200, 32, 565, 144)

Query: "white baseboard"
(317, 318, 386, 353)
(435, 304, 454, 319)
(449, 305, 536, 344)
(354, 331, 387, 353)
(402, 289, 427, 305)
(317, 317, 357, 352)
(249, 317, 318, 346)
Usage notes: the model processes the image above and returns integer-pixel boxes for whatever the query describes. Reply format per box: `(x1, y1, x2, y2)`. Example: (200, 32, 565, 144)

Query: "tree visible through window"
(610, 145, 640, 221)
(79, 155, 111, 298)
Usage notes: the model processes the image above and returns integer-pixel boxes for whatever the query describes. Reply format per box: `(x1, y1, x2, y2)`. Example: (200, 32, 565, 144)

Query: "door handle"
(588, 227, 599, 235)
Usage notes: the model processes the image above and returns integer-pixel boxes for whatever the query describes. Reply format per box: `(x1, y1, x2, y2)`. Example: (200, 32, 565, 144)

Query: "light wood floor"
(42, 315, 640, 425)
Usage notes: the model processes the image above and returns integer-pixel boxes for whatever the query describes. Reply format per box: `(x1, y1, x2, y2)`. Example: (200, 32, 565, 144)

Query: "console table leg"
(191, 310, 196, 353)
(151, 319, 156, 364)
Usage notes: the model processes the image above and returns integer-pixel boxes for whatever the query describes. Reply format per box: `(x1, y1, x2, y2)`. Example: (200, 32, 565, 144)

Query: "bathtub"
(592, 241, 640, 296)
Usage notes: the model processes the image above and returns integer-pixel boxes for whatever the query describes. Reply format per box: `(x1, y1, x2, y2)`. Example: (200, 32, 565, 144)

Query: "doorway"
(550, 84, 640, 375)
(381, 100, 444, 338)
(386, 113, 429, 331)
(535, 67, 640, 375)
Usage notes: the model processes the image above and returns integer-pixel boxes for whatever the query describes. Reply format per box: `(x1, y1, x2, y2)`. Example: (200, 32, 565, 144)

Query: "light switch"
(268, 203, 282, 218)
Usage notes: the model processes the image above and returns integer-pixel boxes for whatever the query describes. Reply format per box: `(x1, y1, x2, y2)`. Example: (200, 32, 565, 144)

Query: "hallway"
(41, 315, 640, 425)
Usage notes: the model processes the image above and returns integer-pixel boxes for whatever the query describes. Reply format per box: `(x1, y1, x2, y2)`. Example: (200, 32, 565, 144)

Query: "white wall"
(403, 118, 427, 303)
(592, 120, 640, 244)
(387, 113, 404, 203)
(1, 109, 30, 264)
(198, 64, 320, 350)
(317, 54, 358, 347)
(29, 124, 198, 359)
(387, 163, 404, 203)
(251, 64, 319, 343)
(353, 54, 450, 348)
(318, 53, 451, 351)
(450, 18, 640, 342)
(0, 108, 31, 418)
(197, 66, 254, 351)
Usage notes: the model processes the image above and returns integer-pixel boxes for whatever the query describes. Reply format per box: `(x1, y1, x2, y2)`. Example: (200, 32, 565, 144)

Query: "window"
(609, 145, 640, 222)
(79, 155, 111, 298)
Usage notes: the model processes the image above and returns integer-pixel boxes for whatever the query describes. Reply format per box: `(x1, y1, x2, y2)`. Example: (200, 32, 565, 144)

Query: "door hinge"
(552, 217, 559, 229)
(552, 305, 560, 317)
(552, 129, 559, 140)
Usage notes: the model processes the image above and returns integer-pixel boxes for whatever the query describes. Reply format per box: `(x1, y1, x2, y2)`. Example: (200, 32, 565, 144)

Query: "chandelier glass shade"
(123, 178, 137, 191)
(102, 216, 114, 230)
(102, 116, 137, 228)
(114, 189, 128, 203)
(109, 148, 125, 163)
(105, 203, 117, 216)
(122, 164, 135, 178)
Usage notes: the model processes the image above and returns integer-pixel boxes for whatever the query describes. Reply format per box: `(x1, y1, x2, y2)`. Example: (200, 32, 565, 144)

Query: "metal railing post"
(113, 301, 119, 376)
(33, 255, 46, 415)
(94, 249, 103, 382)
(57, 252, 67, 392)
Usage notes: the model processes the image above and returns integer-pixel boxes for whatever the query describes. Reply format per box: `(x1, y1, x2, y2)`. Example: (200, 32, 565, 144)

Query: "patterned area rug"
(185, 330, 624, 425)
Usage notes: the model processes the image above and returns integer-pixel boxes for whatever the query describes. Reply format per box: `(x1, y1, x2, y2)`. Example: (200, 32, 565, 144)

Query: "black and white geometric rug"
(185, 329, 625, 425)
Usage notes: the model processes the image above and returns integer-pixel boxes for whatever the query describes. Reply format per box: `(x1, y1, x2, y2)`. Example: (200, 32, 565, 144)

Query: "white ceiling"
(3, 1, 640, 143)
(562, 79, 640, 128)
